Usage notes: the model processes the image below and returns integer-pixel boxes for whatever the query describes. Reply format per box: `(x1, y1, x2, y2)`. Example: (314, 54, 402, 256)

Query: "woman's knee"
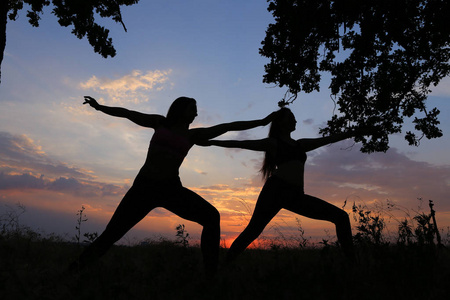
(202, 206, 220, 228)
(334, 209, 351, 226)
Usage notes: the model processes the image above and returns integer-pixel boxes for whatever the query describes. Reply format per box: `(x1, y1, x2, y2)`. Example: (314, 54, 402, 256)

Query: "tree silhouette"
(260, 0, 449, 152)
(0, 0, 139, 84)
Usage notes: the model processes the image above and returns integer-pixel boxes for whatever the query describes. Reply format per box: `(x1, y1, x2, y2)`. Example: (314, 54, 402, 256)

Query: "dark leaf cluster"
(261, 0, 449, 152)
(7, 0, 139, 58)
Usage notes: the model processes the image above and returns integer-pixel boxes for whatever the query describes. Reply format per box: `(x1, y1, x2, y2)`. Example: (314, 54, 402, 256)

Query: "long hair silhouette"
(199, 107, 375, 262)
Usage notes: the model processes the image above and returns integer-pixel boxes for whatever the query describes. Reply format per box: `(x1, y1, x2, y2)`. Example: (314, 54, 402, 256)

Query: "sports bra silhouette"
(149, 127, 192, 159)
(274, 138, 307, 166)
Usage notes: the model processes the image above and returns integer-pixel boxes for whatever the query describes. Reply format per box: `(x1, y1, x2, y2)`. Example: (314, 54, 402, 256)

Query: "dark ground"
(1, 234, 449, 300)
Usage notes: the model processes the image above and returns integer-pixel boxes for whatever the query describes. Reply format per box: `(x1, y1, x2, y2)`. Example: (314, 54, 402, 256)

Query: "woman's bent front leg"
(163, 187, 220, 276)
(227, 181, 281, 262)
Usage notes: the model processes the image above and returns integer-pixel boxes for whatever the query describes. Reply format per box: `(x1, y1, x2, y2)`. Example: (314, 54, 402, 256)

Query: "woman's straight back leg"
(283, 193, 354, 258)
(76, 183, 157, 269)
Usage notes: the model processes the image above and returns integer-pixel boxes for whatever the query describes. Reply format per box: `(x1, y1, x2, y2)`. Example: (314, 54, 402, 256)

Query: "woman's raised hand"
(83, 96, 101, 110)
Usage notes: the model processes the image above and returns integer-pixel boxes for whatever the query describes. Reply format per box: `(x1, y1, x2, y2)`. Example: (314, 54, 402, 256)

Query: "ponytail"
(259, 107, 291, 180)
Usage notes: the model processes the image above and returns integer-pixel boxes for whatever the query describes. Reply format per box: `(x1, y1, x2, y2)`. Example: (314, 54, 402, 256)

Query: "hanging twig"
(278, 90, 298, 107)
(114, 1, 128, 32)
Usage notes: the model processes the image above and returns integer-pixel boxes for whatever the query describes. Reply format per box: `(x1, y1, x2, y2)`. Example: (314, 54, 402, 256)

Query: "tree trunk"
(0, 0, 9, 85)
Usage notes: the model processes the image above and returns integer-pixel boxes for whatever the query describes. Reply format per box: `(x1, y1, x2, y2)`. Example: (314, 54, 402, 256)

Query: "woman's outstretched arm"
(197, 138, 275, 153)
(83, 96, 164, 128)
(299, 128, 375, 152)
(190, 111, 277, 143)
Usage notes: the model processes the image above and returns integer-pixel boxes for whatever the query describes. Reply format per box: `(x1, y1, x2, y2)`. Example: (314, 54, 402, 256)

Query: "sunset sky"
(1, 0, 449, 246)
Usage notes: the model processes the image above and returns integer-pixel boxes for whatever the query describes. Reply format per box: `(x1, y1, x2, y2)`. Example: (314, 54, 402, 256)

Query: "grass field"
(1, 232, 449, 300)
(1, 202, 449, 299)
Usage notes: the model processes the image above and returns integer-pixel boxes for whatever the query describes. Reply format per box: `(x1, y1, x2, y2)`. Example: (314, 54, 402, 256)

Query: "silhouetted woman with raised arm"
(72, 96, 274, 276)
(199, 107, 372, 262)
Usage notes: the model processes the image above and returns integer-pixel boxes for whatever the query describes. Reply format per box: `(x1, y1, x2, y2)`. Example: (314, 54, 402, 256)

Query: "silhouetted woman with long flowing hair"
(199, 107, 372, 262)
(72, 96, 275, 276)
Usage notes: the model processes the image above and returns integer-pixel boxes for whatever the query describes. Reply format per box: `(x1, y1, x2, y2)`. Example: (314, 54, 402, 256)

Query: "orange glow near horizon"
(2, 185, 450, 247)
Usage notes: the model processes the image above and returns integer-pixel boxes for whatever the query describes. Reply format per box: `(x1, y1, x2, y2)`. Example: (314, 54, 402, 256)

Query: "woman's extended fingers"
(83, 96, 100, 109)
(83, 96, 95, 104)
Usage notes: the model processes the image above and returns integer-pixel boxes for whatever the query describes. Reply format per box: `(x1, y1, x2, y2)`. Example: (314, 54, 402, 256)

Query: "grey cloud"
(0, 132, 46, 162)
(48, 177, 98, 198)
(0, 172, 127, 198)
(302, 118, 314, 125)
(101, 184, 129, 197)
(0, 131, 94, 180)
(0, 131, 128, 198)
(0, 172, 46, 190)
(305, 141, 450, 209)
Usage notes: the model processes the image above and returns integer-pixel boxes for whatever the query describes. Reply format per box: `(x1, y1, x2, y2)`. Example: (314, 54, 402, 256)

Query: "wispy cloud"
(0, 131, 127, 198)
(79, 69, 173, 104)
(0, 132, 92, 180)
